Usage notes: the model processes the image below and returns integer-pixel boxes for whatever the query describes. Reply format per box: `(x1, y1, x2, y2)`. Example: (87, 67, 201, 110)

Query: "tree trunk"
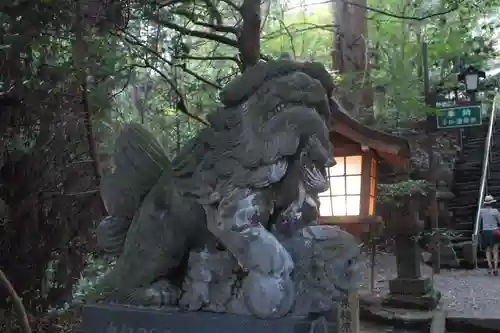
(72, 0, 106, 216)
(239, 0, 261, 70)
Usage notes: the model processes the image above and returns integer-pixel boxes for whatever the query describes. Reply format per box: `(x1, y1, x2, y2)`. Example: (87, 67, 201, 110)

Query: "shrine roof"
(330, 99, 411, 168)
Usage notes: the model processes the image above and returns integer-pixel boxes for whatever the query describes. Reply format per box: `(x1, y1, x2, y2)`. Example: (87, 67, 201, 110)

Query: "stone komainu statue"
(92, 59, 361, 318)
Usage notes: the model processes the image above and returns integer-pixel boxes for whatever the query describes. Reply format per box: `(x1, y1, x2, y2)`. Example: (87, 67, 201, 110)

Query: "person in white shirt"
(480, 195, 500, 275)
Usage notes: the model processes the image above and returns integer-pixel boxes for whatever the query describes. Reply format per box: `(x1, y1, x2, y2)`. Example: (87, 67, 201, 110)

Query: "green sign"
(436, 105, 482, 129)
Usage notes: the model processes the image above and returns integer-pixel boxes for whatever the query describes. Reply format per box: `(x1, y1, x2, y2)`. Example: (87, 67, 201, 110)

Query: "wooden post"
(458, 128, 464, 155)
(369, 223, 376, 292)
(338, 292, 359, 333)
(422, 41, 440, 274)
(431, 189, 441, 274)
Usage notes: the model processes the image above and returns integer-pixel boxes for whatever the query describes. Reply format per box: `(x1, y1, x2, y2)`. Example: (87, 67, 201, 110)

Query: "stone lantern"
(383, 191, 441, 310)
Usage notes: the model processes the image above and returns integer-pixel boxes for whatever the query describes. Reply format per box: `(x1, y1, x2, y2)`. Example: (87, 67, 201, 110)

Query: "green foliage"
(426, 106, 441, 116)
(377, 180, 432, 205)
(261, 7, 333, 64)
(103, 0, 500, 149)
(368, 0, 500, 125)
(0, 0, 126, 312)
(72, 255, 116, 303)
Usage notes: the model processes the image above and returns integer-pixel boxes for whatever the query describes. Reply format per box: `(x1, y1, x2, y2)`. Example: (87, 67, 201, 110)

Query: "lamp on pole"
(422, 41, 441, 273)
(458, 65, 486, 102)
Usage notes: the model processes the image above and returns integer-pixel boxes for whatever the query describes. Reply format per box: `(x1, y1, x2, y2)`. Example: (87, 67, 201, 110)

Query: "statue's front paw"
(242, 271, 295, 318)
(246, 229, 294, 277)
(126, 280, 181, 307)
(147, 280, 181, 306)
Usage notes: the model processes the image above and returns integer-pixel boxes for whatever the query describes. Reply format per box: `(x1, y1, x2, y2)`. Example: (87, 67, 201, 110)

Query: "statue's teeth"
(304, 165, 328, 192)
(305, 195, 317, 209)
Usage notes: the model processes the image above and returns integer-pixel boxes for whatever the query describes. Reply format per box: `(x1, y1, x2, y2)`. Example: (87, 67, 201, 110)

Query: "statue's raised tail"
(96, 123, 171, 256)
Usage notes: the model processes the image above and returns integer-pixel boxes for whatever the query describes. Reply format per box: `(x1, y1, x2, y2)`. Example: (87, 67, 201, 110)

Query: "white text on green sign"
(437, 105, 481, 129)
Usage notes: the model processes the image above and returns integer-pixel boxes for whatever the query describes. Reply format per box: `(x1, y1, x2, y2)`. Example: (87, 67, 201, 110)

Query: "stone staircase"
(448, 122, 500, 267)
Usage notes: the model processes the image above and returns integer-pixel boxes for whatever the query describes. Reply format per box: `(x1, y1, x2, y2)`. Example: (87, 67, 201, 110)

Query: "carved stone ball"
(282, 225, 361, 315)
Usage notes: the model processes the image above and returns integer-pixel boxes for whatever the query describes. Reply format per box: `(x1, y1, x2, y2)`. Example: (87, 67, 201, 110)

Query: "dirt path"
(358, 252, 500, 319)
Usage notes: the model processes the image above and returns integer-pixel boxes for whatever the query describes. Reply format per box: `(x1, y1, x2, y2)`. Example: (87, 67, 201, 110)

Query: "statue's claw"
(124, 280, 181, 307)
(179, 281, 209, 311)
(179, 249, 212, 311)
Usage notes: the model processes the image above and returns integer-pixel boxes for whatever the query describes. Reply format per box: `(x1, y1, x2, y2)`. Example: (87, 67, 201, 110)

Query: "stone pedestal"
(82, 304, 340, 333)
(384, 289, 441, 311)
(389, 277, 431, 295)
(385, 277, 441, 310)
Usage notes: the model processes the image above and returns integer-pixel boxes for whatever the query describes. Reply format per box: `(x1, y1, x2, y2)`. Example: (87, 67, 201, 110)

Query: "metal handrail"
(472, 93, 500, 266)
